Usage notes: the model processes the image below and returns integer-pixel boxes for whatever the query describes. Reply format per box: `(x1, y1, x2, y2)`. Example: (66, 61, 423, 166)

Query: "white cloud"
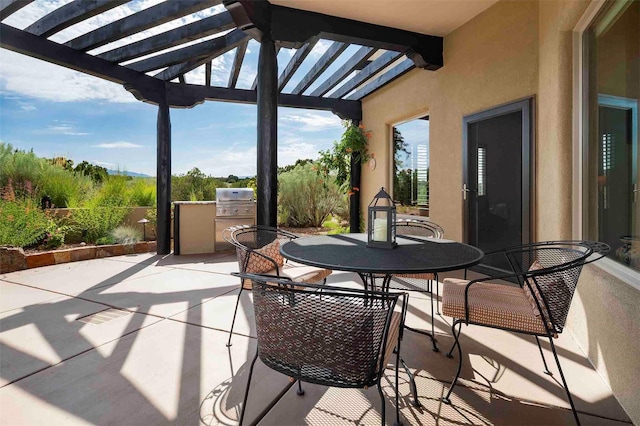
(0, 50, 136, 103)
(93, 161, 115, 167)
(20, 104, 36, 112)
(308, 40, 331, 59)
(33, 121, 90, 136)
(93, 142, 143, 149)
(280, 112, 342, 132)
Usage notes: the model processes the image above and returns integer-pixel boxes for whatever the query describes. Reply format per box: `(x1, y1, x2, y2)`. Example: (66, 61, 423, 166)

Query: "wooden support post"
(256, 36, 278, 228)
(156, 96, 172, 255)
(349, 151, 362, 233)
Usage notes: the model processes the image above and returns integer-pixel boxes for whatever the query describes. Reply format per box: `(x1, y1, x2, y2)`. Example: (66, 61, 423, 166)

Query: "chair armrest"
(461, 271, 529, 322)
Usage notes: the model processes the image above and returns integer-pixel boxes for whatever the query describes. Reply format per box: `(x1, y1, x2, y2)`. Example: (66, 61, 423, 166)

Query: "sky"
(0, 0, 428, 178)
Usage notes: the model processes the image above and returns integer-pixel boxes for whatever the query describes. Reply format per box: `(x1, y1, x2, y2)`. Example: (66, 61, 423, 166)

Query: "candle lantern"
(366, 187, 397, 249)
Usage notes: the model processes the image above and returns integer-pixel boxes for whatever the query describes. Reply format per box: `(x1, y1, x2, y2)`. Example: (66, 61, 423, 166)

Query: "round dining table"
(281, 232, 484, 407)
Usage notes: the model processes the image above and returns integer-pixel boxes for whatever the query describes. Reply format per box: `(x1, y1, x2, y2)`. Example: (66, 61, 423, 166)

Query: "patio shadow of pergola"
(0, 253, 633, 425)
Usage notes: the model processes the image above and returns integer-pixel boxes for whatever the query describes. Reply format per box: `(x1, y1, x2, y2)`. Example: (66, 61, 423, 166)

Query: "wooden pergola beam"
(346, 59, 414, 100)
(65, 0, 220, 52)
(227, 39, 248, 88)
(153, 29, 248, 81)
(0, 0, 33, 20)
(25, 0, 128, 38)
(97, 11, 235, 63)
(127, 28, 246, 74)
(277, 36, 318, 91)
(309, 46, 375, 97)
(163, 83, 361, 120)
(329, 50, 403, 99)
(224, 0, 443, 70)
(290, 41, 348, 95)
(0, 23, 164, 104)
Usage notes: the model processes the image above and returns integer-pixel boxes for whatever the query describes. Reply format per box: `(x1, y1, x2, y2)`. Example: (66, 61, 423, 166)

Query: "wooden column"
(156, 97, 172, 255)
(349, 119, 362, 233)
(256, 37, 278, 227)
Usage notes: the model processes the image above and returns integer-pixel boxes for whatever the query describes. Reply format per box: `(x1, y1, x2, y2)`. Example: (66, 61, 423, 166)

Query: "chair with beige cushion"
(235, 273, 407, 426)
(441, 240, 609, 425)
(223, 225, 332, 346)
(386, 219, 445, 351)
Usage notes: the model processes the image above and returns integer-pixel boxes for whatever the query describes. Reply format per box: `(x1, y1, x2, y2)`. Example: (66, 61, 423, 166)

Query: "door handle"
(634, 184, 639, 203)
(462, 183, 470, 201)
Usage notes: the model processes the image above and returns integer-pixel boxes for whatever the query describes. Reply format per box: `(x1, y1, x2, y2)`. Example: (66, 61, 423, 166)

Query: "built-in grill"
(215, 188, 256, 250)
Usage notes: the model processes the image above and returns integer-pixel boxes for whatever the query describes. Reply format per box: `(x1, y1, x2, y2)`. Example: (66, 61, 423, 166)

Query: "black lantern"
(367, 187, 397, 249)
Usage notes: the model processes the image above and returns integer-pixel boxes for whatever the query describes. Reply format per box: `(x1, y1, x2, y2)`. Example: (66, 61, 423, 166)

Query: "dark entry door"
(463, 98, 533, 273)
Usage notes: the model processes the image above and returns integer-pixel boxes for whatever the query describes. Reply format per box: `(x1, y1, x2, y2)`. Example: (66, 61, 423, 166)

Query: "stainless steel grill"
(215, 188, 255, 250)
(216, 188, 255, 217)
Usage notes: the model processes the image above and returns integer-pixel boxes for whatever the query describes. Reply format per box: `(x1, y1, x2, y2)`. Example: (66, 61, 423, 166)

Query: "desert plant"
(110, 225, 142, 245)
(278, 163, 347, 228)
(70, 201, 131, 243)
(96, 236, 116, 245)
(128, 178, 156, 206)
(0, 198, 56, 248)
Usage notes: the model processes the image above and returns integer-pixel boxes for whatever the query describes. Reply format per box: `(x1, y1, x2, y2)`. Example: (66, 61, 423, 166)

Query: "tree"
(278, 159, 314, 174)
(392, 128, 410, 204)
(74, 161, 108, 183)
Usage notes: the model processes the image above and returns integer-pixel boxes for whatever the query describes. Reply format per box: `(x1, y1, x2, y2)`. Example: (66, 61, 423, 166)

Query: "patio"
(0, 252, 632, 425)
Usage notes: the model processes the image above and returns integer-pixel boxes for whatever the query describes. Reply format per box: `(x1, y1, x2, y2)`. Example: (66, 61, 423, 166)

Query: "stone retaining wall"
(0, 242, 157, 274)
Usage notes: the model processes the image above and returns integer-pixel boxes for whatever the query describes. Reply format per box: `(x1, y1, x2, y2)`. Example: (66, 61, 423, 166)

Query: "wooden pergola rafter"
(0, 0, 443, 254)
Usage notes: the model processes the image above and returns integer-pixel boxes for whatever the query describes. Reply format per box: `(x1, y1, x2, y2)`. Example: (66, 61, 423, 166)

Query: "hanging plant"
(317, 120, 371, 194)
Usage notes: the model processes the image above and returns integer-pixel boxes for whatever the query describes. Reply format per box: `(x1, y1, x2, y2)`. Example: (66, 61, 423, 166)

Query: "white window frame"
(572, 0, 640, 289)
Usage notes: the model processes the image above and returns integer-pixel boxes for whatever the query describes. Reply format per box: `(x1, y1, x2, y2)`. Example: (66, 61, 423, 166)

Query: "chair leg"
(226, 285, 244, 347)
(535, 336, 553, 376)
(548, 337, 581, 425)
(394, 341, 403, 426)
(429, 285, 439, 352)
(434, 273, 440, 315)
(443, 320, 463, 405)
(239, 350, 259, 426)
(446, 320, 462, 359)
(377, 380, 386, 426)
(296, 380, 305, 396)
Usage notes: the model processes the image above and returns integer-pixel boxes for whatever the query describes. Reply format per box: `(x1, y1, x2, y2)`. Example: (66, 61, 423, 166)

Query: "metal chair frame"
(385, 218, 445, 352)
(235, 273, 408, 426)
(223, 225, 328, 347)
(441, 240, 609, 425)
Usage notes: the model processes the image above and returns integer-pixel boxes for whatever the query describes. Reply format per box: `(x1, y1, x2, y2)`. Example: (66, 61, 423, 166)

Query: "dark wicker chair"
(223, 225, 332, 346)
(235, 272, 407, 426)
(441, 240, 609, 425)
(376, 219, 445, 351)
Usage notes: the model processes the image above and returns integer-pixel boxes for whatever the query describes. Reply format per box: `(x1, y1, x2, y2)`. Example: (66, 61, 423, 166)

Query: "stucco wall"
(361, 0, 539, 241)
(360, 0, 639, 422)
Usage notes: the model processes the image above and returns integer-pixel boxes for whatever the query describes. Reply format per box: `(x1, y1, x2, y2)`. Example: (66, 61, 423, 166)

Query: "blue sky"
(0, 0, 428, 177)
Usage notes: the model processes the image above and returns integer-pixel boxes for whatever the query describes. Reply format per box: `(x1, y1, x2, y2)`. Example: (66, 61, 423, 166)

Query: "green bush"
(0, 198, 55, 248)
(128, 178, 156, 206)
(96, 236, 116, 245)
(278, 163, 347, 228)
(70, 204, 131, 243)
(110, 225, 142, 245)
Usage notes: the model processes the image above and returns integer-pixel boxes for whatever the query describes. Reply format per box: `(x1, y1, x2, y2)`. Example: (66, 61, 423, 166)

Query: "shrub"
(0, 198, 55, 248)
(278, 163, 347, 228)
(71, 204, 131, 243)
(43, 225, 72, 250)
(96, 236, 116, 246)
(110, 225, 142, 245)
(128, 178, 156, 206)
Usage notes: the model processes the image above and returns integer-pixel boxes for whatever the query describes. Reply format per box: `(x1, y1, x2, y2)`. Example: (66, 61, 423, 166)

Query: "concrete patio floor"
(0, 252, 633, 425)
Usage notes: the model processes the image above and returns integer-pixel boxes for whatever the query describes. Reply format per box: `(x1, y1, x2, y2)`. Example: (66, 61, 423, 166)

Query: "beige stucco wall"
(361, 0, 539, 241)
(360, 0, 639, 422)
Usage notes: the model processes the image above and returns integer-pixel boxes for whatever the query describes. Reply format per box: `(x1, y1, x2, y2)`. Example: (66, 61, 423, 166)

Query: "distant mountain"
(106, 169, 152, 178)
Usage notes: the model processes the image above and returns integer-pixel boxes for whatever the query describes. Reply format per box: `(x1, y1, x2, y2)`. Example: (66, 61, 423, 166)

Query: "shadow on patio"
(0, 253, 633, 425)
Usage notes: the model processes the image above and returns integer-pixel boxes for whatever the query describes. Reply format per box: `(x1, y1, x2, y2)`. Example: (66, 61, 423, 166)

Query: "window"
(582, 1, 639, 274)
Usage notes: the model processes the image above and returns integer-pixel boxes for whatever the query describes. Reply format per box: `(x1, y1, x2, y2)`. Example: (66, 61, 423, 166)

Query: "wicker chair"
(441, 241, 609, 425)
(381, 219, 445, 351)
(235, 273, 407, 426)
(223, 225, 332, 347)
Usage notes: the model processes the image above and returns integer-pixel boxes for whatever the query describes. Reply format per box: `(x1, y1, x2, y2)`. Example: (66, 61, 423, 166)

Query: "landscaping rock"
(0, 247, 28, 273)
(26, 252, 56, 269)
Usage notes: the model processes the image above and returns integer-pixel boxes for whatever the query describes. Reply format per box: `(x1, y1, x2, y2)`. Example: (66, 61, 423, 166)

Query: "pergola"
(0, 0, 443, 254)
